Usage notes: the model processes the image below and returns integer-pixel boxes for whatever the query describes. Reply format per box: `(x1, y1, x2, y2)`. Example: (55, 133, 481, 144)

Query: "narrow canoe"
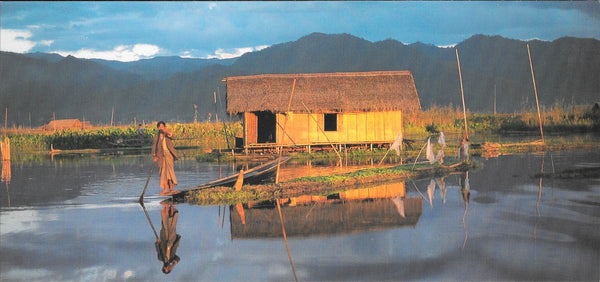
(165, 156, 291, 197)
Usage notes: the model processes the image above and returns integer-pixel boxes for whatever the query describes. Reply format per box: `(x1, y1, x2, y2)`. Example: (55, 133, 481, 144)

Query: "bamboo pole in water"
(275, 79, 296, 184)
(455, 49, 468, 139)
(276, 200, 298, 282)
(527, 43, 545, 144)
(301, 101, 342, 163)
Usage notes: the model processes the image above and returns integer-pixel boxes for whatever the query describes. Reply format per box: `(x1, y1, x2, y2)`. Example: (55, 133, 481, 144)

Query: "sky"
(1, 1, 599, 62)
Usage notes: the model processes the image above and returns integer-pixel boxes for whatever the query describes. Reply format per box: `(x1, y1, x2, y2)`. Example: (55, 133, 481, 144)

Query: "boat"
(165, 156, 291, 198)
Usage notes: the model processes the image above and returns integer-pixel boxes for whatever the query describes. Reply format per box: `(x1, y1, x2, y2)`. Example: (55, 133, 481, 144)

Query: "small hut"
(39, 119, 91, 131)
(226, 71, 422, 152)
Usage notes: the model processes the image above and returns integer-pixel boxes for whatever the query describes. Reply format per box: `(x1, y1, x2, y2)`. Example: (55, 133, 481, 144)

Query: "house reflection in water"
(230, 182, 423, 239)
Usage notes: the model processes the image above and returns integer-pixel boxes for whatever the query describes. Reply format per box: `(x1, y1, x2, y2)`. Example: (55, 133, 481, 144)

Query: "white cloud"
(204, 45, 270, 59)
(53, 44, 161, 62)
(132, 44, 160, 57)
(208, 2, 217, 10)
(0, 29, 37, 53)
(437, 44, 457, 48)
(181, 50, 194, 58)
(39, 40, 54, 47)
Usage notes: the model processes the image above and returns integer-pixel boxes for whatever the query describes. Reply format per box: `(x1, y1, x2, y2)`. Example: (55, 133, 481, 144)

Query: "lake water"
(1, 150, 599, 281)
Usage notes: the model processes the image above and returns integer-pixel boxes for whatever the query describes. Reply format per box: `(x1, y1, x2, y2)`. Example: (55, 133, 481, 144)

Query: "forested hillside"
(1, 33, 598, 127)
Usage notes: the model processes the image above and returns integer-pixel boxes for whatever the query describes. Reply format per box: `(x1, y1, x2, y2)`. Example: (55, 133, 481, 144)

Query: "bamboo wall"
(244, 112, 258, 145)
(274, 110, 403, 146)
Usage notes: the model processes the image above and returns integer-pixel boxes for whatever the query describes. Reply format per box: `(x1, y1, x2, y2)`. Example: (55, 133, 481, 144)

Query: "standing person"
(458, 135, 469, 162)
(152, 121, 178, 195)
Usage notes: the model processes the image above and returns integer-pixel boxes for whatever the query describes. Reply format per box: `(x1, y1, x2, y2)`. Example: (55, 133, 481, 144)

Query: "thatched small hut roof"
(226, 71, 422, 114)
(39, 119, 91, 131)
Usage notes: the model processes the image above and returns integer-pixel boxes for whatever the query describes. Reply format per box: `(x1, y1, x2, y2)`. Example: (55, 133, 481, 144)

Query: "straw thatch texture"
(39, 119, 91, 131)
(226, 71, 421, 114)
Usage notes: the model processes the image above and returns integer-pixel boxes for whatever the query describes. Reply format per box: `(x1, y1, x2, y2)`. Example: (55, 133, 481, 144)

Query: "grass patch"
(185, 160, 475, 205)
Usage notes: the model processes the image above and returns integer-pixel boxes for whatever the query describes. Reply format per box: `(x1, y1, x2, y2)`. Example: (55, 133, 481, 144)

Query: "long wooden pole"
(455, 49, 468, 139)
(276, 200, 298, 281)
(301, 101, 342, 162)
(275, 79, 296, 184)
(214, 91, 221, 154)
(527, 43, 545, 144)
(140, 202, 159, 239)
(216, 87, 233, 156)
(138, 162, 156, 203)
(494, 84, 497, 115)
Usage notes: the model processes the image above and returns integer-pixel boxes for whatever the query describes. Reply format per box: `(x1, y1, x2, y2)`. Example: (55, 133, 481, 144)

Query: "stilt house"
(226, 71, 422, 152)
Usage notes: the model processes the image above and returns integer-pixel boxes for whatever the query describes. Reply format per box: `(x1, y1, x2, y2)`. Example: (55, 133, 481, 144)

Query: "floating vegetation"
(185, 160, 475, 205)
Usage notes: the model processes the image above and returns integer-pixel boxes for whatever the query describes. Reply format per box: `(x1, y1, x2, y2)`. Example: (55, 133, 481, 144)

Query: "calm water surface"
(0, 150, 599, 281)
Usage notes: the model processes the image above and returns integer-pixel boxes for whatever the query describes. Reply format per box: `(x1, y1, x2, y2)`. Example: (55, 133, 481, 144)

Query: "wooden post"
(527, 44, 545, 144)
(455, 49, 468, 139)
(276, 79, 296, 184)
(494, 84, 497, 115)
(301, 101, 342, 162)
(276, 199, 298, 281)
(214, 91, 221, 154)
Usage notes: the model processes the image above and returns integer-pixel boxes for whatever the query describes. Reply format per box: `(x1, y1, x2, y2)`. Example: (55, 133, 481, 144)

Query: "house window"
(324, 113, 338, 131)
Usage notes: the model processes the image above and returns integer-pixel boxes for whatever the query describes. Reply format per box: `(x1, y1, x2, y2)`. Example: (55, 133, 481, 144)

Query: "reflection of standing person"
(152, 121, 178, 195)
(156, 203, 181, 274)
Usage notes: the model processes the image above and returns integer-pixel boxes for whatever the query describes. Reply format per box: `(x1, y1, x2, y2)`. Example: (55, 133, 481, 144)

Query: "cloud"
(204, 45, 270, 59)
(52, 44, 161, 62)
(39, 40, 54, 47)
(0, 29, 37, 53)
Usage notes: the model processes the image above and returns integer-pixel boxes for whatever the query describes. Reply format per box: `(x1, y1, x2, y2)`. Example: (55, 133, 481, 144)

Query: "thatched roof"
(226, 71, 422, 114)
(39, 119, 91, 130)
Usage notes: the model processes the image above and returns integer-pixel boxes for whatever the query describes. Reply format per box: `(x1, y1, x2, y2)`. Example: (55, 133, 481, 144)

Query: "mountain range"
(1, 33, 598, 127)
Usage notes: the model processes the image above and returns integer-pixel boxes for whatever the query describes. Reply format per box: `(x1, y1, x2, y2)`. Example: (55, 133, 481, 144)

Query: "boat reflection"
(230, 182, 423, 239)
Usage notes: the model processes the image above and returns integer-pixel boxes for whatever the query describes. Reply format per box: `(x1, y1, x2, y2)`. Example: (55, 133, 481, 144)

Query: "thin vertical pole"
(527, 44, 545, 144)
(494, 84, 497, 115)
(455, 49, 468, 139)
(276, 79, 296, 184)
(276, 200, 298, 282)
(214, 91, 221, 154)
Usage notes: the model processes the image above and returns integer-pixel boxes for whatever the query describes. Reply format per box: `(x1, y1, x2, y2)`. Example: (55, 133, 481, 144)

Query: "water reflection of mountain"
(230, 182, 423, 239)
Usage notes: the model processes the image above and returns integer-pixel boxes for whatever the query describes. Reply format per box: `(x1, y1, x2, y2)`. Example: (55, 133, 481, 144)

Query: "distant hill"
(90, 56, 236, 80)
(2, 33, 599, 127)
(26, 53, 236, 81)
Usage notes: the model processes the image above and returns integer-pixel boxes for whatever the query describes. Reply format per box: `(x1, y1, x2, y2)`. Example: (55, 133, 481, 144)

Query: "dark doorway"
(256, 111, 276, 143)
